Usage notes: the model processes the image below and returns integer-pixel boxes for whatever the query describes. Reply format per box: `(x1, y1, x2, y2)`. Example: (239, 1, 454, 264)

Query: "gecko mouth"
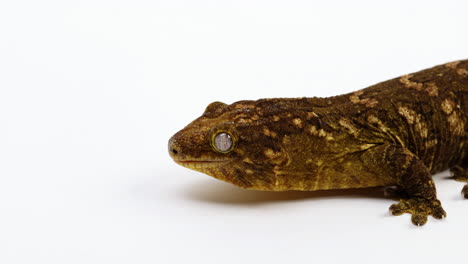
(173, 159, 229, 169)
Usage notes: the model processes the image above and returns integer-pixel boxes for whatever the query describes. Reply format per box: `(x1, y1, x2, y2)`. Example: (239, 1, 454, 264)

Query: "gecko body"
(169, 60, 468, 225)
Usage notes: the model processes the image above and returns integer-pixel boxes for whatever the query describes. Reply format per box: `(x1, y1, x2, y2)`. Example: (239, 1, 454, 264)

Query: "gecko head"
(168, 100, 290, 190)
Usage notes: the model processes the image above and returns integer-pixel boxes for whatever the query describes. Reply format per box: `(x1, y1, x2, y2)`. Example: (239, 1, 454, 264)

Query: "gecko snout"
(168, 136, 181, 159)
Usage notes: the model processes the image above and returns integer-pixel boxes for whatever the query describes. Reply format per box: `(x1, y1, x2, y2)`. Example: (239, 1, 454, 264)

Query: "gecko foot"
(450, 165, 468, 181)
(389, 198, 446, 226)
(450, 166, 468, 198)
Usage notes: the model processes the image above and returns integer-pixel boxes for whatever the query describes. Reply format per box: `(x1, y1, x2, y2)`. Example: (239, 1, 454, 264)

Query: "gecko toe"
(462, 185, 468, 199)
(389, 202, 409, 215)
(411, 214, 428, 226)
(432, 206, 447, 219)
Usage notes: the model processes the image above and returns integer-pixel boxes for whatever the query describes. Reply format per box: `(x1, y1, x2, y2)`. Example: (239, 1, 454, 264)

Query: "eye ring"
(211, 131, 235, 153)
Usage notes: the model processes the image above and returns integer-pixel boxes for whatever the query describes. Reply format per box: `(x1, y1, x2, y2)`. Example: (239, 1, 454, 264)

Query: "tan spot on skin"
(255, 107, 265, 116)
(307, 112, 318, 119)
(292, 118, 303, 128)
(245, 169, 254, 174)
(398, 106, 429, 138)
(416, 121, 428, 138)
(400, 75, 423, 90)
(447, 112, 464, 135)
(264, 148, 276, 159)
(367, 115, 379, 124)
(237, 118, 252, 124)
(349, 91, 378, 107)
(234, 104, 255, 109)
(441, 99, 455, 114)
(263, 127, 277, 138)
(400, 75, 439, 96)
(243, 157, 254, 164)
(446, 61, 461, 69)
(339, 118, 358, 135)
(349, 94, 360, 104)
(308, 126, 333, 139)
(264, 149, 286, 165)
(457, 68, 468, 76)
(425, 83, 438, 96)
(308, 125, 318, 135)
(360, 143, 376, 150)
(398, 106, 417, 125)
(361, 98, 379, 107)
(318, 129, 327, 137)
(445, 61, 468, 76)
(272, 115, 280, 122)
(425, 139, 438, 148)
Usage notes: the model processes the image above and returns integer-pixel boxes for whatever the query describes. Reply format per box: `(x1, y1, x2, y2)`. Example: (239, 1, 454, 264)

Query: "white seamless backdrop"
(0, 1, 467, 263)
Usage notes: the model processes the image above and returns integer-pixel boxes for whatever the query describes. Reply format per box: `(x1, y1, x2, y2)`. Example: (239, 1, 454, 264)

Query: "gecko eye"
(212, 132, 234, 153)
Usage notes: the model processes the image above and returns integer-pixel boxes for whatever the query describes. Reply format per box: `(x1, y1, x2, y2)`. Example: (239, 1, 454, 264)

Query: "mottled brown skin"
(169, 60, 468, 226)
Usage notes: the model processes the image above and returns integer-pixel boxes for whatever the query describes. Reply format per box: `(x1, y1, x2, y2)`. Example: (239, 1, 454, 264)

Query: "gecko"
(168, 60, 468, 226)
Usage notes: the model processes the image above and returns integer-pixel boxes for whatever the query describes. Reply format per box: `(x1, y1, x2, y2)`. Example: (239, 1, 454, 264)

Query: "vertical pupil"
(214, 133, 232, 152)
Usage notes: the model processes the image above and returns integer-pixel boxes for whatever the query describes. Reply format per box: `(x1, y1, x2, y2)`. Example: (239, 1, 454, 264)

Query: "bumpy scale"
(169, 60, 468, 226)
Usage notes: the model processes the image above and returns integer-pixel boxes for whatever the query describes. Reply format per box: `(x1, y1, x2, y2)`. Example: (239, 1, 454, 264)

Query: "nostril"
(168, 136, 181, 157)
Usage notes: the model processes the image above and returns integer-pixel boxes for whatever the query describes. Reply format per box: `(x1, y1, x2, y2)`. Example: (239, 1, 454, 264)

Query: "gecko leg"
(361, 145, 446, 226)
(384, 146, 446, 225)
(450, 165, 468, 198)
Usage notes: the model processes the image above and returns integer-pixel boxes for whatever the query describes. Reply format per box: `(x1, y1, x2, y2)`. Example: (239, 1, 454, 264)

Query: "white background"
(1, 0, 467, 263)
